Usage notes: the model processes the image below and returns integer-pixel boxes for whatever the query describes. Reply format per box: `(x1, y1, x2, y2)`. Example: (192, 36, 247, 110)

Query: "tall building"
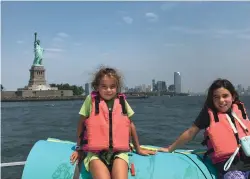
(146, 85, 152, 92)
(174, 72, 181, 94)
(142, 84, 146, 92)
(157, 81, 167, 92)
(85, 83, 92, 95)
(152, 79, 156, 92)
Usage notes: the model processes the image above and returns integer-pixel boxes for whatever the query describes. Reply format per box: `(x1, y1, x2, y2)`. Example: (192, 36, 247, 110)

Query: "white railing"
(1, 161, 26, 167)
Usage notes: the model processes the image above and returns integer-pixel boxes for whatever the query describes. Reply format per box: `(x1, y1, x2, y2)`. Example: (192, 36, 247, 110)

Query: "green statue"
(33, 32, 44, 66)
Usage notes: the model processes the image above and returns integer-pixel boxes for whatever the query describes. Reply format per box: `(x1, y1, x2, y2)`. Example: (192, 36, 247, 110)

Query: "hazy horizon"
(2, 1, 250, 93)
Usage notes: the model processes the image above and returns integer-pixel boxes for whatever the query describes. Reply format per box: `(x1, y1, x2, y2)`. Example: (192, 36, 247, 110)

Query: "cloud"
(51, 32, 69, 48)
(122, 16, 133, 24)
(57, 32, 69, 38)
(163, 43, 183, 47)
(161, 2, 178, 11)
(214, 29, 237, 35)
(168, 26, 206, 34)
(237, 34, 250, 40)
(16, 40, 24, 44)
(213, 28, 249, 35)
(117, 10, 128, 14)
(211, 28, 250, 40)
(145, 12, 159, 22)
(23, 50, 30, 55)
(52, 37, 64, 42)
(43, 51, 63, 60)
(212, 28, 250, 38)
(116, 22, 123, 26)
(51, 37, 64, 48)
(74, 42, 82, 46)
(45, 48, 63, 52)
(100, 52, 110, 57)
(168, 26, 250, 40)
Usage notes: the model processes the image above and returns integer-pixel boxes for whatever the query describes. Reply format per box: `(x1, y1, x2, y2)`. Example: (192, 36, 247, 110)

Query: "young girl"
(159, 79, 250, 179)
(70, 66, 156, 179)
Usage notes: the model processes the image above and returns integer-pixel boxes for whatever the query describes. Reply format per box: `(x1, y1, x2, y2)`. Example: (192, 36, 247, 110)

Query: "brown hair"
(204, 78, 240, 110)
(91, 65, 123, 92)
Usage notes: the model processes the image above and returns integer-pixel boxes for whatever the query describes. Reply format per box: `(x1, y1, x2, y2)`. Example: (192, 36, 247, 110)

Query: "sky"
(1, 1, 250, 93)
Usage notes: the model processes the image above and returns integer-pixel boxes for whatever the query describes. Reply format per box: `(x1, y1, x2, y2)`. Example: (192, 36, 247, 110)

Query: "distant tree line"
(49, 83, 84, 96)
(168, 84, 175, 92)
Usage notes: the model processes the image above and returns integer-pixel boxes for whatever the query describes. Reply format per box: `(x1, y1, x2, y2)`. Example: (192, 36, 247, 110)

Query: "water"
(1, 96, 250, 179)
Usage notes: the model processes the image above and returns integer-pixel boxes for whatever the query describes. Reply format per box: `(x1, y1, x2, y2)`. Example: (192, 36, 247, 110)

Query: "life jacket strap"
(118, 94, 127, 115)
(203, 148, 214, 160)
(98, 151, 120, 172)
(201, 136, 209, 146)
(93, 93, 127, 115)
(236, 102, 247, 119)
(94, 95, 100, 115)
(79, 130, 88, 146)
(212, 110, 219, 122)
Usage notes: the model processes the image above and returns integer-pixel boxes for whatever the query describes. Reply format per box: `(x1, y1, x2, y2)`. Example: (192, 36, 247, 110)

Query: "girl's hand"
(137, 148, 157, 156)
(70, 151, 84, 165)
(158, 147, 171, 152)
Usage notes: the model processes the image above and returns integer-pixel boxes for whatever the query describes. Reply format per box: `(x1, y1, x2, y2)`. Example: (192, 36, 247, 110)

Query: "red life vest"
(202, 102, 250, 164)
(81, 91, 131, 153)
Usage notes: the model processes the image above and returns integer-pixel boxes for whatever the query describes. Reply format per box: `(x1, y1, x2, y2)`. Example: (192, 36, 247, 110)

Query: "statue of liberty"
(33, 32, 44, 66)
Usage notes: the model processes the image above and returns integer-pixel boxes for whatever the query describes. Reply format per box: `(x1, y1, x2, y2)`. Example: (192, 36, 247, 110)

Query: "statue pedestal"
(28, 65, 46, 87)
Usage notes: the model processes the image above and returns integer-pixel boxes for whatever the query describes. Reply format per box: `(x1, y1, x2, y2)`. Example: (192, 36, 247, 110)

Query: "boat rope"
(1, 161, 26, 167)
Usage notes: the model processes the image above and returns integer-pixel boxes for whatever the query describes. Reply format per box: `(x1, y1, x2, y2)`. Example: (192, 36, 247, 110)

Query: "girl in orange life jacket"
(158, 79, 250, 179)
(70, 66, 156, 179)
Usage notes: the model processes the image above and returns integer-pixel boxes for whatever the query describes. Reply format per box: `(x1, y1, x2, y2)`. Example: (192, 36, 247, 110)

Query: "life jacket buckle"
(130, 163, 135, 176)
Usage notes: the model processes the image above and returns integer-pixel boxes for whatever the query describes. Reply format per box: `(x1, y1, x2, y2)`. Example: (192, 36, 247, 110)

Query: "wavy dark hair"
(204, 78, 240, 110)
(91, 65, 123, 92)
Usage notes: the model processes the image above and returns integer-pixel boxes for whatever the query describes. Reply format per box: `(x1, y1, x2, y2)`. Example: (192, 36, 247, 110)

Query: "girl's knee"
(89, 159, 111, 179)
(111, 158, 128, 179)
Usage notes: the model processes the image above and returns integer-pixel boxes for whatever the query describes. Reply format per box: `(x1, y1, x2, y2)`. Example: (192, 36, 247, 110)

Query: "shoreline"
(1, 96, 86, 102)
(1, 95, 149, 102)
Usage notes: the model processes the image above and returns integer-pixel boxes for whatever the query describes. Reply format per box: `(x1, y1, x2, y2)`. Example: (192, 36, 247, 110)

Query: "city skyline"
(2, 2, 250, 93)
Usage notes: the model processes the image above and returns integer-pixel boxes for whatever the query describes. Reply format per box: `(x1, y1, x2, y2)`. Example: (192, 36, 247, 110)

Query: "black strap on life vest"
(94, 94, 100, 115)
(203, 148, 214, 161)
(201, 136, 209, 146)
(80, 93, 128, 149)
(202, 112, 243, 163)
(210, 102, 247, 123)
(202, 103, 248, 161)
(98, 151, 120, 172)
(228, 113, 240, 145)
(95, 94, 128, 172)
(228, 113, 244, 161)
(94, 93, 127, 115)
(213, 110, 219, 123)
(236, 102, 247, 119)
(109, 108, 113, 149)
(119, 95, 127, 115)
(79, 125, 87, 146)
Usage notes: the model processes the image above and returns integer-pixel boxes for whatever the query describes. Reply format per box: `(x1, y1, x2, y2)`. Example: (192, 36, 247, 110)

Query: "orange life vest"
(81, 91, 131, 153)
(202, 102, 250, 164)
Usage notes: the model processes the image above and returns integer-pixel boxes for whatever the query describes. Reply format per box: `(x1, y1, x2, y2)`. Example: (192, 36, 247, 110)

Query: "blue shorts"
(222, 171, 250, 179)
